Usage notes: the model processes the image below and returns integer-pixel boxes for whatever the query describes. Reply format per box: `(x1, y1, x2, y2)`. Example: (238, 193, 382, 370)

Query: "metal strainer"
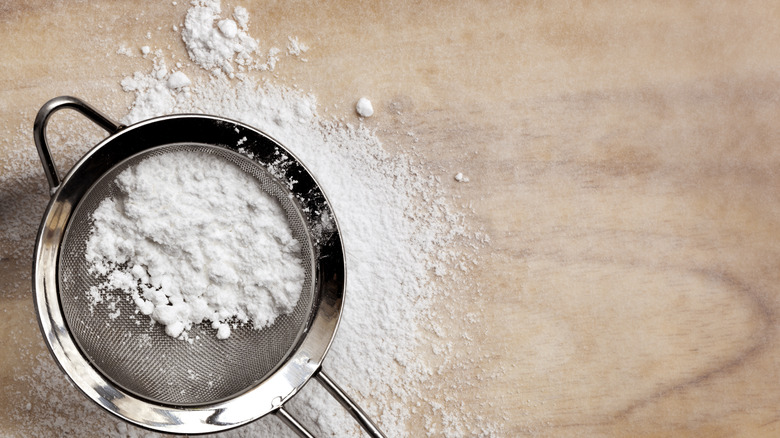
(32, 96, 386, 437)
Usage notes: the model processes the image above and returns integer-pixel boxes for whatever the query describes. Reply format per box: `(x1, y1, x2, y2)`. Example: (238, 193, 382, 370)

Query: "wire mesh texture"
(58, 143, 316, 406)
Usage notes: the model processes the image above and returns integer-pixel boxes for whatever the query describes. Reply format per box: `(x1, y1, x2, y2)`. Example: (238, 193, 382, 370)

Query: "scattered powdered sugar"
(84, 150, 305, 340)
(232, 6, 249, 29)
(181, 0, 258, 77)
(116, 45, 133, 56)
(110, 63, 493, 438)
(286, 36, 309, 59)
(2, 1, 500, 436)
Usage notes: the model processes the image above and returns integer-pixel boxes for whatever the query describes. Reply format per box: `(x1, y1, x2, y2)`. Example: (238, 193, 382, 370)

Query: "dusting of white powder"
(116, 46, 133, 57)
(233, 6, 249, 29)
(1, 1, 499, 436)
(85, 151, 305, 340)
(286, 36, 309, 59)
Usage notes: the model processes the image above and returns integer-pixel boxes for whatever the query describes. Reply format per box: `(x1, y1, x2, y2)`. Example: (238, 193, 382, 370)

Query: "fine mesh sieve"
(59, 143, 316, 406)
(32, 96, 386, 437)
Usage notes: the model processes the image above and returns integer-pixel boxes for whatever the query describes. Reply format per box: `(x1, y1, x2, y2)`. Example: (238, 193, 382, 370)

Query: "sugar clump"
(217, 19, 238, 39)
(356, 97, 374, 117)
(166, 71, 191, 89)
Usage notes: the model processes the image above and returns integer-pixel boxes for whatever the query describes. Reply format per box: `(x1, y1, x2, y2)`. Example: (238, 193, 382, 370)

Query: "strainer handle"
(276, 406, 315, 438)
(315, 369, 388, 438)
(274, 369, 387, 438)
(33, 96, 123, 194)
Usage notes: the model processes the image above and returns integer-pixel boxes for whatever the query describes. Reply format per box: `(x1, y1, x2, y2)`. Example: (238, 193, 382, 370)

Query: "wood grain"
(2, 1, 780, 436)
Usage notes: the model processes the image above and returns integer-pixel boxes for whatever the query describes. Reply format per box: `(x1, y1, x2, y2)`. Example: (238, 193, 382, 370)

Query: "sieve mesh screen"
(58, 143, 315, 406)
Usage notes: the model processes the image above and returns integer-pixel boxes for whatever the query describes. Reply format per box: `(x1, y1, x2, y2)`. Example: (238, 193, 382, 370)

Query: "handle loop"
(33, 96, 122, 194)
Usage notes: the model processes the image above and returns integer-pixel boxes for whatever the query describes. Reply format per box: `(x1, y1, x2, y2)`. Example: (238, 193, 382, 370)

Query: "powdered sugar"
(232, 6, 249, 29)
(356, 97, 374, 117)
(114, 65, 487, 438)
(1, 1, 498, 436)
(454, 172, 470, 183)
(286, 36, 309, 59)
(166, 71, 191, 89)
(84, 150, 305, 340)
(217, 19, 238, 39)
(182, 0, 258, 77)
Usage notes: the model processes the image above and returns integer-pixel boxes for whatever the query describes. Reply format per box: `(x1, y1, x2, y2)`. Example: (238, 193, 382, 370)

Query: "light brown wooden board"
(2, 1, 780, 436)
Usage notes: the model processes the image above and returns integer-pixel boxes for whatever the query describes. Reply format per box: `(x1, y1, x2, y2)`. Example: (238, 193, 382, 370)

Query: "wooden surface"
(3, 1, 780, 436)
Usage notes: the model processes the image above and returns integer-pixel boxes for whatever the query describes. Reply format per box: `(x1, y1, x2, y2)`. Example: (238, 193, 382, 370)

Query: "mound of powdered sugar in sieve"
(84, 150, 305, 340)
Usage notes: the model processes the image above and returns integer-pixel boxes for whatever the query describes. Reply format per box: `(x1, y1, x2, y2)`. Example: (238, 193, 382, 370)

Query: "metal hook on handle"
(33, 96, 123, 195)
(275, 368, 387, 438)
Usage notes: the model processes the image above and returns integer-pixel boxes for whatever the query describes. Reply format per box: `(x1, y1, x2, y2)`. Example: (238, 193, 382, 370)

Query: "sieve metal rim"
(32, 97, 347, 434)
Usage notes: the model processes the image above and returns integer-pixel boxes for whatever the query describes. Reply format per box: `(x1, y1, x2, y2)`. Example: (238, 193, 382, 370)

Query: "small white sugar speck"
(356, 97, 374, 117)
